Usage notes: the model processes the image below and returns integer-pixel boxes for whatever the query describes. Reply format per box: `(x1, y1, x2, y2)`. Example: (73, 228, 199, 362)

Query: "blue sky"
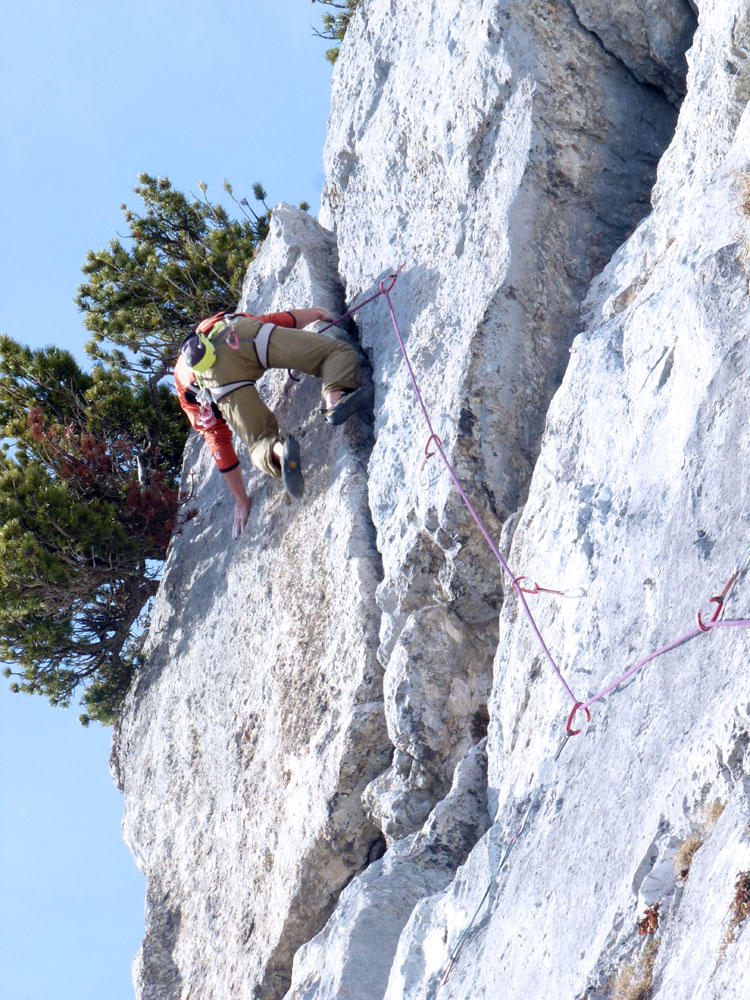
(0, 2, 335, 997)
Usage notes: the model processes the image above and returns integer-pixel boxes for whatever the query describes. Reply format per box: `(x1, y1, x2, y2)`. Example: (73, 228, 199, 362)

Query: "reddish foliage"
(638, 904, 659, 936)
(27, 410, 113, 485)
(123, 471, 198, 554)
(730, 871, 750, 928)
(27, 407, 47, 441)
(26, 406, 196, 555)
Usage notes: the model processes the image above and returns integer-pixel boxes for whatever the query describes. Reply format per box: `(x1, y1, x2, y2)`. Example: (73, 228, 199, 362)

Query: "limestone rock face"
(114, 1, 750, 999)
(322, 0, 678, 844)
(570, 0, 698, 103)
(287, 744, 490, 1000)
(112, 211, 391, 1000)
(337, 3, 750, 999)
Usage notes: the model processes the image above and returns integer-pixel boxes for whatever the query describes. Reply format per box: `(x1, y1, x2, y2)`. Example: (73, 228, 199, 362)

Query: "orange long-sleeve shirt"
(174, 311, 296, 473)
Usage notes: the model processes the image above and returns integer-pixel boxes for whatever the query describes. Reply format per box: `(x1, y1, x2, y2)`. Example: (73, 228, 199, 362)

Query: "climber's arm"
(175, 356, 249, 538)
(255, 308, 336, 329)
(223, 465, 251, 540)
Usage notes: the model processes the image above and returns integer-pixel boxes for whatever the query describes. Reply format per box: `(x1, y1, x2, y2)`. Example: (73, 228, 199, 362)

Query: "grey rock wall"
(569, 0, 698, 103)
(306, 2, 750, 999)
(321, 0, 679, 850)
(112, 210, 391, 1000)
(114, 0, 750, 998)
(289, 744, 490, 1000)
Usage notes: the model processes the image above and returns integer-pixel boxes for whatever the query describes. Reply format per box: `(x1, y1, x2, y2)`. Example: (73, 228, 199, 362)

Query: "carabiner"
(196, 386, 215, 426)
(566, 701, 592, 736)
(225, 316, 240, 350)
(696, 571, 738, 632)
(379, 263, 405, 295)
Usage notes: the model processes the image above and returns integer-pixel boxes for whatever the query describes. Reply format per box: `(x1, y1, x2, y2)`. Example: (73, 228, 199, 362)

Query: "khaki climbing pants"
(200, 315, 360, 477)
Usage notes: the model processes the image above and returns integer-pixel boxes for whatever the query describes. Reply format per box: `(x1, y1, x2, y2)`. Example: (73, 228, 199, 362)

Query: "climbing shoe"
(325, 384, 373, 425)
(281, 436, 304, 500)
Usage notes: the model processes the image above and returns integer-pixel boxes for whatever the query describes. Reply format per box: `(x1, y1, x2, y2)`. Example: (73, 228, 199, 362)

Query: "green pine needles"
(0, 174, 272, 724)
(311, 0, 360, 63)
(78, 174, 271, 385)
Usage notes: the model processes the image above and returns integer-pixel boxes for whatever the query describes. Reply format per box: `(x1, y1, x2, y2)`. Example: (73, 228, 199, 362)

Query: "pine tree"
(1, 174, 288, 723)
(76, 174, 271, 384)
(0, 337, 194, 724)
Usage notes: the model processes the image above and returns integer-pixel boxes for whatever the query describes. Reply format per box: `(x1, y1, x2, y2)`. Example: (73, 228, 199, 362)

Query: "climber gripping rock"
(175, 306, 370, 538)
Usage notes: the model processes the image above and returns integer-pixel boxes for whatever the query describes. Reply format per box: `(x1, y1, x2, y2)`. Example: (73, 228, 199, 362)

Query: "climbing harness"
(191, 373, 258, 420)
(252, 322, 276, 369)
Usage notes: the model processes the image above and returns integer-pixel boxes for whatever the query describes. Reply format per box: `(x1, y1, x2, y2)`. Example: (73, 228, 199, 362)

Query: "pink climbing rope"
(315, 267, 750, 735)
(377, 271, 750, 735)
(566, 587, 750, 734)
(314, 274, 405, 337)
(378, 274, 579, 706)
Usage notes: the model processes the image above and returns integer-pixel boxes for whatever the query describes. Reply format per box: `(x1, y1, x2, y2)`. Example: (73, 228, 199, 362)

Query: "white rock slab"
(113, 209, 391, 1000)
(381, 4, 750, 999)
(321, 0, 681, 839)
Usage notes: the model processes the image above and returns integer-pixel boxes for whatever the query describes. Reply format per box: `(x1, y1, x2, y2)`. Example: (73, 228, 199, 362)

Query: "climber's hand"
(232, 496, 251, 540)
(313, 307, 336, 323)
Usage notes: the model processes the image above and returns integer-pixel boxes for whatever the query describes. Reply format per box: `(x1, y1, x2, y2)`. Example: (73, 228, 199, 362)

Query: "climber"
(175, 306, 370, 538)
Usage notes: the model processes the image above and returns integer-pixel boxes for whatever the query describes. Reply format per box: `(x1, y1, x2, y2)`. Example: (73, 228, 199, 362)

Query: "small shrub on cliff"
(674, 834, 704, 883)
(674, 799, 725, 882)
(738, 173, 750, 218)
(311, 0, 359, 63)
(719, 869, 750, 957)
(735, 172, 750, 276)
(607, 939, 659, 1000)
(729, 870, 750, 930)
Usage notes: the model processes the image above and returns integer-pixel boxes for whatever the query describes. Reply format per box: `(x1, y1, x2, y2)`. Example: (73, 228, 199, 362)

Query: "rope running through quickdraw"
(269, 269, 750, 979)
(363, 270, 750, 981)
(377, 272, 580, 706)
(375, 270, 750, 737)
(436, 554, 750, 981)
(565, 544, 750, 733)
